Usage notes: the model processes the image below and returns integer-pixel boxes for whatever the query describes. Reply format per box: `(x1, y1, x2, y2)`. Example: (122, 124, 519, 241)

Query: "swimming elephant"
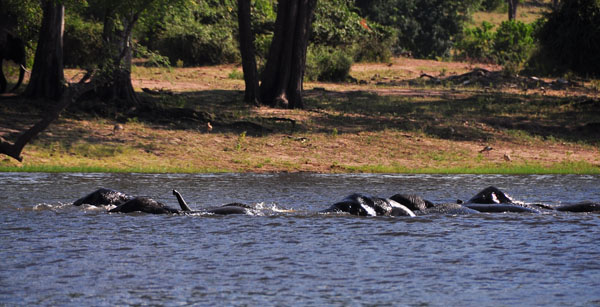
(109, 197, 181, 214)
(108, 190, 252, 215)
(322, 193, 416, 217)
(172, 189, 251, 215)
(555, 201, 600, 213)
(390, 193, 478, 215)
(461, 186, 540, 213)
(417, 203, 480, 215)
(75, 188, 252, 215)
(463, 186, 600, 213)
(389, 194, 434, 211)
(73, 188, 132, 207)
(465, 186, 514, 204)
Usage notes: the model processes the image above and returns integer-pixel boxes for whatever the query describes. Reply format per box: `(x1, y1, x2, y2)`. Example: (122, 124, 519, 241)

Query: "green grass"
(227, 69, 244, 80)
(341, 160, 600, 174)
(0, 164, 233, 174)
(4, 157, 597, 175)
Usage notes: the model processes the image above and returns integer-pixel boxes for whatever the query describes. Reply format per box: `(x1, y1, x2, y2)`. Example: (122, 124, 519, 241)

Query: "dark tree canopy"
(536, 0, 600, 76)
(356, 0, 479, 58)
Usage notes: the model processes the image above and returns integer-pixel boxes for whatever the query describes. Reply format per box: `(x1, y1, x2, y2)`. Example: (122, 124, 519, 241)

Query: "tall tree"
(259, 0, 317, 109)
(24, 0, 65, 100)
(92, 1, 150, 107)
(507, 0, 518, 20)
(237, 0, 260, 105)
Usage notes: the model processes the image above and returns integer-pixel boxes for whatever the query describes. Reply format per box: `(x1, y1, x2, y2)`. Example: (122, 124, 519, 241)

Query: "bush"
(493, 20, 535, 65)
(63, 15, 103, 68)
(152, 25, 240, 66)
(312, 0, 395, 63)
(137, 1, 240, 66)
(456, 20, 536, 67)
(532, 0, 600, 76)
(133, 43, 171, 67)
(455, 21, 495, 63)
(356, 0, 481, 58)
(351, 22, 397, 63)
(135, 0, 392, 66)
(480, 0, 505, 12)
(305, 46, 353, 82)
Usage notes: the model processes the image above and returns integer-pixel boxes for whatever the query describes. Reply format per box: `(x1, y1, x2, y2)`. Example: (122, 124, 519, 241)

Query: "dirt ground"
(1, 57, 599, 173)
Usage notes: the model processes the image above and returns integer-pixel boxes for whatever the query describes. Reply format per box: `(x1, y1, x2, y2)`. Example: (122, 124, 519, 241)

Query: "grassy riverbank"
(1, 58, 599, 174)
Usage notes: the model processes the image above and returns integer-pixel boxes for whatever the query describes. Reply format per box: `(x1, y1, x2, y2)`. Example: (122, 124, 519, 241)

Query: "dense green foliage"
(136, 0, 240, 66)
(493, 20, 536, 65)
(480, 0, 505, 11)
(306, 0, 396, 81)
(5, 0, 599, 79)
(533, 0, 600, 76)
(312, 0, 396, 62)
(305, 47, 353, 82)
(456, 20, 536, 67)
(355, 0, 480, 58)
(135, 0, 393, 68)
(0, 0, 42, 67)
(63, 15, 103, 68)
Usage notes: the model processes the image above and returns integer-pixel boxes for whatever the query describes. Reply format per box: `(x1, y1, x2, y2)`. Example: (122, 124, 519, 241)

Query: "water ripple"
(1, 173, 600, 306)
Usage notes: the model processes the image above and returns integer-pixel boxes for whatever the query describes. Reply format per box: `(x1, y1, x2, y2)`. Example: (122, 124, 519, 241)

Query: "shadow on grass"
(2, 87, 599, 149)
(300, 89, 600, 144)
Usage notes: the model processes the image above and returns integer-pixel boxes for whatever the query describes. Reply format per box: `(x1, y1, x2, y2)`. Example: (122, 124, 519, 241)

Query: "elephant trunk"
(9, 64, 25, 93)
(172, 189, 192, 212)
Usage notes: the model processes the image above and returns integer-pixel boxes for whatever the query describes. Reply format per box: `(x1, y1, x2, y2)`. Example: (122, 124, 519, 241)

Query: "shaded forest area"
(1, 0, 599, 169)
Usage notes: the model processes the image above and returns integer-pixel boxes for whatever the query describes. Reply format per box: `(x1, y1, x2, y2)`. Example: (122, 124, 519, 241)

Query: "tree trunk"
(507, 0, 518, 21)
(259, 0, 317, 109)
(95, 10, 141, 107)
(237, 0, 260, 105)
(24, 0, 64, 100)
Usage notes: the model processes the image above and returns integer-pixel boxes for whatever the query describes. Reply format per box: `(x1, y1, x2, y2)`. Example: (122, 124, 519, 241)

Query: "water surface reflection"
(1, 173, 599, 306)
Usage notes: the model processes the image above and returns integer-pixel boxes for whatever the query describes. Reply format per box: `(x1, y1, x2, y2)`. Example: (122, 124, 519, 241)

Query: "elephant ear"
(8, 34, 26, 64)
(5, 33, 27, 93)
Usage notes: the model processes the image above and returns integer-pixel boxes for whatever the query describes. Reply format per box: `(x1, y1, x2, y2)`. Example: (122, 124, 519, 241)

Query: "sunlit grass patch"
(340, 160, 600, 175)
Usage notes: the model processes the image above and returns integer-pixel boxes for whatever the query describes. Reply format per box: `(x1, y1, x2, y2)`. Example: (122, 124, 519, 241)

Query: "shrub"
(480, 0, 505, 12)
(312, 0, 395, 63)
(356, 0, 481, 58)
(133, 43, 171, 67)
(305, 46, 353, 82)
(351, 22, 397, 63)
(455, 21, 495, 63)
(135, 0, 392, 66)
(532, 0, 600, 76)
(137, 1, 240, 66)
(63, 15, 103, 68)
(493, 20, 535, 65)
(152, 25, 240, 66)
(456, 20, 536, 68)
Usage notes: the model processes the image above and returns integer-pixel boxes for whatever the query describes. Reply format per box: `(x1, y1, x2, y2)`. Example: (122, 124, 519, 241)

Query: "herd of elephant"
(73, 186, 600, 216)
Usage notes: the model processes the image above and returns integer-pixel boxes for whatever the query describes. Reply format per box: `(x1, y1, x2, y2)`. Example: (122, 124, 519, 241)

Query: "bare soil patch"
(1, 57, 599, 173)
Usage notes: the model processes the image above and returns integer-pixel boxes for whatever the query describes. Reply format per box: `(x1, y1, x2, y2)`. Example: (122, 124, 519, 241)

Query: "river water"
(1, 172, 599, 306)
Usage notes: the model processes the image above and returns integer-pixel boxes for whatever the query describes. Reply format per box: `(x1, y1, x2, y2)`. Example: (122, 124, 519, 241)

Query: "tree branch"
(0, 72, 98, 162)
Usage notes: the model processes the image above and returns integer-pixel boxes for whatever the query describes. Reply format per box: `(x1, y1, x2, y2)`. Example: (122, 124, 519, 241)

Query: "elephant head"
(0, 28, 26, 93)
